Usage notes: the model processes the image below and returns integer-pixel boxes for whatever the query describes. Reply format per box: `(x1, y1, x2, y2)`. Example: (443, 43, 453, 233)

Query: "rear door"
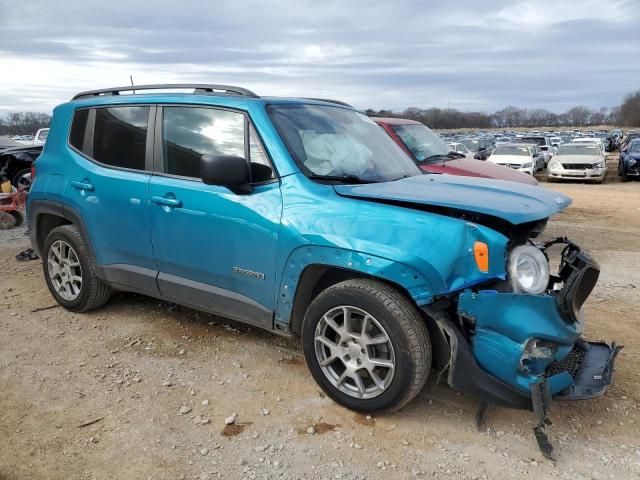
(65, 105, 158, 294)
(148, 105, 282, 328)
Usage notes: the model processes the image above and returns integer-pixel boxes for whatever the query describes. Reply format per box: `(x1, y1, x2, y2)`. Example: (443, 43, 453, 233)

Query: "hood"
(555, 155, 602, 164)
(334, 174, 571, 225)
(422, 159, 538, 186)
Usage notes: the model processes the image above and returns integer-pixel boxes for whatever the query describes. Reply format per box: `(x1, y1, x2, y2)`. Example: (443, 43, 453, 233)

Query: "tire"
(302, 278, 431, 412)
(42, 224, 111, 312)
(0, 211, 16, 230)
(10, 210, 24, 227)
(12, 168, 32, 192)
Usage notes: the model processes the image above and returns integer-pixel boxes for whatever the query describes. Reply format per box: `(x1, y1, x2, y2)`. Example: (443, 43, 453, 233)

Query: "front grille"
(562, 163, 598, 170)
(547, 346, 585, 379)
(497, 163, 522, 169)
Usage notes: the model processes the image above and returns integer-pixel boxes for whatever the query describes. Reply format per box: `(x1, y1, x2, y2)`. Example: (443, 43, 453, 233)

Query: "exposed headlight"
(508, 245, 550, 295)
(522, 161, 533, 168)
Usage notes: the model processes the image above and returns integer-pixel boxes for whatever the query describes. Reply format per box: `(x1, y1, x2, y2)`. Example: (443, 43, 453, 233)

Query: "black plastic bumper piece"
(552, 340, 622, 400)
(433, 316, 533, 411)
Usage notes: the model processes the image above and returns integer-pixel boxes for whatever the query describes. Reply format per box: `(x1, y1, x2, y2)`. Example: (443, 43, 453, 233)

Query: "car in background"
(486, 144, 539, 176)
(621, 131, 640, 152)
(619, 138, 640, 181)
(547, 143, 606, 183)
(458, 137, 494, 160)
(519, 136, 554, 166)
(549, 136, 562, 148)
(375, 118, 537, 185)
(0, 145, 43, 191)
(446, 142, 474, 159)
(33, 128, 49, 146)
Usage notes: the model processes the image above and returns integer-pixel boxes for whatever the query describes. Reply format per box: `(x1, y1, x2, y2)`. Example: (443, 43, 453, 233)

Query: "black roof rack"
(72, 84, 259, 101)
(302, 98, 353, 108)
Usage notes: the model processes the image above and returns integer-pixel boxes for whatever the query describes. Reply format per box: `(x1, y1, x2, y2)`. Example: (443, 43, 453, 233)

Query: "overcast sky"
(0, 0, 638, 114)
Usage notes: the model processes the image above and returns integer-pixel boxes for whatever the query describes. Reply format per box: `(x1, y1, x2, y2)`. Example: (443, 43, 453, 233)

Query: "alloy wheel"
(314, 306, 395, 399)
(47, 240, 83, 301)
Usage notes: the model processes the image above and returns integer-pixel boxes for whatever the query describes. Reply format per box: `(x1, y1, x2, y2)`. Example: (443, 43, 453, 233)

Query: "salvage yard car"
(619, 138, 640, 180)
(548, 143, 607, 183)
(375, 117, 537, 185)
(27, 84, 620, 457)
(486, 144, 540, 175)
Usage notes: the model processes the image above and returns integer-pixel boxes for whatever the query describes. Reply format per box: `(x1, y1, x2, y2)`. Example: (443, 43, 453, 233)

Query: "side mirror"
(473, 152, 481, 160)
(201, 155, 252, 193)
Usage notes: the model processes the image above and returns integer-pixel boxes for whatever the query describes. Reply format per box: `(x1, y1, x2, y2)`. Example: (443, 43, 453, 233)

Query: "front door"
(148, 105, 282, 328)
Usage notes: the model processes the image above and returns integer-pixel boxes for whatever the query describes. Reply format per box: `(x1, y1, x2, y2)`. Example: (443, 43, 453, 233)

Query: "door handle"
(71, 180, 95, 191)
(152, 195, 183, 208)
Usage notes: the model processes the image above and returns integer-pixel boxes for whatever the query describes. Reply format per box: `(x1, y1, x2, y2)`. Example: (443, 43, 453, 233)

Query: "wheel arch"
(275, 245, 434, 335)
(28, 200, 97, 265)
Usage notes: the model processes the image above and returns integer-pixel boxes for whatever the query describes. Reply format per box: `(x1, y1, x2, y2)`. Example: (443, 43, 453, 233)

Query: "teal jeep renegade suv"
(27, 84, 619, 456)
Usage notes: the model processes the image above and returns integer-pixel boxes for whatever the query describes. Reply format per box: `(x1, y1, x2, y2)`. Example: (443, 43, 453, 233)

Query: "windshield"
(390, 124, 448, 162)
(268, 105, 421, 182)
(521, 137, 546, 146)
(630, 141, 640, 153)
(493, 145, 530, 156)
(557, 144, 600, 156)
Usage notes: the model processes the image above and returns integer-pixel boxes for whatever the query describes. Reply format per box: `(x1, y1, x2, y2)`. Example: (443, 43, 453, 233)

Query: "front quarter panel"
(274, 174, 509, 329)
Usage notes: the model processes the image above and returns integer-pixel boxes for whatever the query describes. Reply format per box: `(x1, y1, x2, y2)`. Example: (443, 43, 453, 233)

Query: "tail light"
(31, 163, 36, 183)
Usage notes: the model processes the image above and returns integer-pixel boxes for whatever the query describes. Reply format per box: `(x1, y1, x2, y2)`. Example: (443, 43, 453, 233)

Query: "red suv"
(375, 117, 538, 185)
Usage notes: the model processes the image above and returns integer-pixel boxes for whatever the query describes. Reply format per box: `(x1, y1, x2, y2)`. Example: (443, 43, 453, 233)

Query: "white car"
(33, 128, 49, 146)
(486, 144, 537, 175)
(548, 143, 606, 183)
(446, 142, 474, 159)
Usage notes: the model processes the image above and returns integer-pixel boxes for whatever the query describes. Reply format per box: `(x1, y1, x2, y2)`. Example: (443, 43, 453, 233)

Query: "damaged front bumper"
(436, 238, 621, 411)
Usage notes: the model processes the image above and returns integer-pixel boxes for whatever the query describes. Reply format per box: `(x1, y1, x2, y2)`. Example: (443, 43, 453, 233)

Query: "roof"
(68, 84, 353, 110)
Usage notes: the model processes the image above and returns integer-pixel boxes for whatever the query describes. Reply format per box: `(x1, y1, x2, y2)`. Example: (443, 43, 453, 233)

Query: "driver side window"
(162, 107, 275, 182)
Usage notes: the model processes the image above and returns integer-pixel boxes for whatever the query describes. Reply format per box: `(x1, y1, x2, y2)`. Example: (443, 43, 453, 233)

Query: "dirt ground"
(1, 181, 639, 480)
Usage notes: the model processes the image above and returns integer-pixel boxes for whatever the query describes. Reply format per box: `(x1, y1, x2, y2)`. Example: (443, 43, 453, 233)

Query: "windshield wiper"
(419, 152, 463, 164)
(308, 174, 375, 184)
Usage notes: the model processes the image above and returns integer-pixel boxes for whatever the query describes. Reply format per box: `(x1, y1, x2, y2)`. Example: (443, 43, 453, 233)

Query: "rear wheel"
(302, 279, 431, 412)
(10, 210, 24, 227)
(42, 225, 111, 312)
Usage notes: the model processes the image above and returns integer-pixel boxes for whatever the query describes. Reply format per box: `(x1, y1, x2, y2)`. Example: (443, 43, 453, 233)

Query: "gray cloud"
(0, 0, 638, 114)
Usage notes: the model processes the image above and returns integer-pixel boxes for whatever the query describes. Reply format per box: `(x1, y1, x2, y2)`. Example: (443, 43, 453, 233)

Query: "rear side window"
(93, 107, 149, 170)
(69, 109, 89, 153)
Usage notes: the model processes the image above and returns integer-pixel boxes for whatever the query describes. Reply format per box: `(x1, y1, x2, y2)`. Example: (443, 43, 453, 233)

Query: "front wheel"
(302, 279, 431, 412)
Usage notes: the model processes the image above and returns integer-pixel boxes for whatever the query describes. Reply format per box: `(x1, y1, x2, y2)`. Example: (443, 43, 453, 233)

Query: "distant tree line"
(0, 112, 51, 136)
(365, 105, 621, 130)
(617, 90, 640, 127)
(366, 88, 640, 130)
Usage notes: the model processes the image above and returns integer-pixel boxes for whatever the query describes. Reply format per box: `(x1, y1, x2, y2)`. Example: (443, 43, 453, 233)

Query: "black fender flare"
(28, 199, 98, 266)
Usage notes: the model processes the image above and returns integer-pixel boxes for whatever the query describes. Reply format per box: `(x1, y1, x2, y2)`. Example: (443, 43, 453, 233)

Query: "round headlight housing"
(508, 245, 550, 295)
